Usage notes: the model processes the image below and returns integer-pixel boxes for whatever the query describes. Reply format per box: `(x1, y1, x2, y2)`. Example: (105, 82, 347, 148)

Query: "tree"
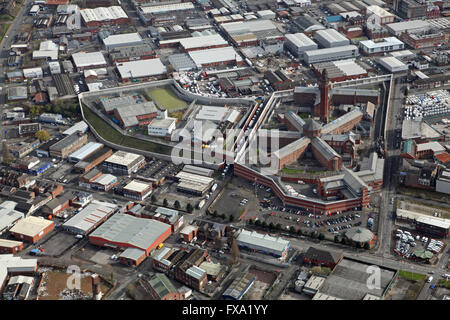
(341, 238, 347, 245)
(231, 238, 240, 265)
(364, 242, 371, 250)
(35, 130, 50, 142)
(297, 229, 303, 236)
(219, 213, 225, 220)
(163, 198, 168, 207)
(318, 233, 325, 241)
(254, 219, 261, 226)
(261, 221, 268, 228)
(275, 223, 282, 230)
(186, 203, 194, 213)
(174, 200, 180, 209)
(269, 222, 275, 230)
(212, 210, 218, 218)
(334, 235, 339, 243)
(151, 194, 156, 203)
(248, 219, 254, 225)
(289, 226, 296, 234)
(229, 215, 234, 222)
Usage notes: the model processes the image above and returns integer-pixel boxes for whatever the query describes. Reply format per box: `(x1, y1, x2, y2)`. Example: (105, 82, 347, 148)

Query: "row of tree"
(150, 194, 194, 213)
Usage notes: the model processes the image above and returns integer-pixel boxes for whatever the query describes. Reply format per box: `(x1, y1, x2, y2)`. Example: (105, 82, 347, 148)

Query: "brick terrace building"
(303, 247, 343, 269)
(9, 216, 54, 243)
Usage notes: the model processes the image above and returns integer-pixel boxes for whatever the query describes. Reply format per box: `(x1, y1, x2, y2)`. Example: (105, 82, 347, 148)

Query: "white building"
(72, 52, 108, 71)
(359, 37, 404, 54)
(236, 229, 290, 258)
(366, 5, 395, 25)
(23, 67, 43, 79)
(378, 56, 408, 73)
(102, 32, 144, 50)
(284, 33, 317, 58)
(147, 118, 177, 137)
(314, 29, 350, 48)
(304, 45, 359, 64)
(116, 59, 167, 81)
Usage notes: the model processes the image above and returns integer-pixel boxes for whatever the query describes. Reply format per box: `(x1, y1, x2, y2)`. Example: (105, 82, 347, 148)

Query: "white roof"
(366, 5, 394, 17)
(68, 142, 103, 161)
(179, 34, 227, 50)
(80, 6, 127, 23)
(416, 141, 445, 153)
(102, 33, 143, 47)
(333, 59, 367, 76)
(117, 59, 167, 78)
(196, 105, 229, 122)
(148, 118, 176, 129)
(9, 216, 53, 237)
(93, 174, 117, 186)
(105, 151, 143, 166)
(237, 229, 290, 254)
(124, 180, 152, 193)
(315, 29, 349, 45)
(72, 52, 107, 68)
(0, 239, 22, 248)
(139, 2, 194, 14)
(62, 200, 117, 235)
(33, 50, 58, 60)
(378, 56, 407, 70)
(285, 33, 317, 48)
(397, 209, 450, 230)
(305, 45, 358, 57)
(63, 121, 88, 135)
(39, 40, 58, 51)
(360, 37, 403, 49)
(188, 46, 242, 67)
(386, 20, 430, 33)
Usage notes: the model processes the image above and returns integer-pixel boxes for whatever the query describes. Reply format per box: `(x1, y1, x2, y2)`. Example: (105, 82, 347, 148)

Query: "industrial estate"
(0, 0, 449, 304)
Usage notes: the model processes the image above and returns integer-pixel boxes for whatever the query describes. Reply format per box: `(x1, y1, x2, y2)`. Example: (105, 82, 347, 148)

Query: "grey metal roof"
(273, 136, 310, 159)
(89, 213, 171, 251)
(236, 229, 290, 254)
(168, 53, 196, 71)
(119, 247, 146, 261)
(321, 108, 363, 135)
(303, 118, 321, 132)
(311, 136, 340, 161)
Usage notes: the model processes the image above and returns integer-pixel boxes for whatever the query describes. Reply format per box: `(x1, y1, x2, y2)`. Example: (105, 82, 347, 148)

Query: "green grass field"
(0, 24, 11, 42)
(398, 270, 426, 282)
(149, 87, 187, 111)
(82, 104, 172, 155)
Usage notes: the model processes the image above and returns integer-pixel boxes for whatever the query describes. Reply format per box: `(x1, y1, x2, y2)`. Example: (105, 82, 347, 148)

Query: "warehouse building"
(159, 34, 228, 52)
(187, 46, 244, 69)
(147, 118, 177, 137)
(377, 56, 408, 73)
(49, 132, 88, 159)
(72, 52, 108, 71)
(312, 59, 368, 82)
(303, 247, 343, 269)
(114, 101, 159, 129)
(89, 213, 172, 256)
(137, 2, 196, 26)
(386, 20, 431, 36)
(366, 5, 395, 25)
(0, 255, 37, 290)
(303, 275, 327, 295)
(314, 29, 350, 48)
(0, 239, 23, 254)
(221, 20, 282, 47)
(68, 142, 104, 163)
(359, 37, 404, 54)
(182, 165, 214, 177)
(304, 45, 359, 64)
(122, 180, 152, 201)
(436, 169, 450, 196)
(74, 147, 113, 173)
(62, 121, 88, 136)
(316, 257, 398, 300)
(175, 171, 214, 196)
(103, 151, 145, 175)
(236, 229, 290, 258)
(116, 59, 167, 82)
(396, 208, 450, 238)
(80, 6, 129, 27)
(0, 203, 24, 235)
(7, 87, 28, 101)
(9, 216, 54, 243)
(284, 33, 317, 58)
(90, 173, 118, 192)
(102, 32, 144, 50)
(109, 44, 156, 64)
(62, 200, 117, 235)
(222, 272, 255, 300)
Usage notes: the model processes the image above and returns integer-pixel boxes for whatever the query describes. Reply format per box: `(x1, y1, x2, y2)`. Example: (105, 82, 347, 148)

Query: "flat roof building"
(188, 46, 243, 68)
(222, 272, 255, 300)
(68, 142, 104, 163)
(284, 33, 317, 58)
(102, 32, 144, 50)
(236, 229, 290, 258)
(304, 45, 359, 64)
(116, 59, 167, 82)
(103, 151, 145, 175)
(9, 216, 54, 243)
(122, 180, 152, 201)
(359, 37, 404, 54)
(378, 56, 408, 73)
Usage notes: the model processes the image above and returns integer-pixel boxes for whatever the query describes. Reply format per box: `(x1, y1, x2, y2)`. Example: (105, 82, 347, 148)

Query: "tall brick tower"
(319, 69, 330, 123)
